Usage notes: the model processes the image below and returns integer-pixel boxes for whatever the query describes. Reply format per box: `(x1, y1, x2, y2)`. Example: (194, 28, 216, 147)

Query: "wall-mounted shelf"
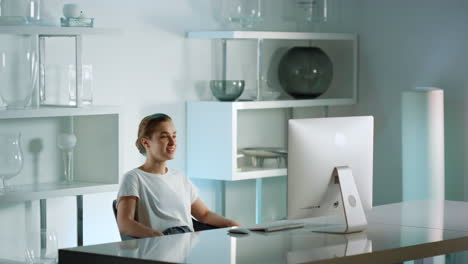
(0, 26, 121, 35)
(187, 31, 356, 41)
(187, 30, 358, 224)
(0, 182, 118, 203)
(0, 105, 120, 119)
(189, 98, 354, 111)
(235, 168, 287, 181)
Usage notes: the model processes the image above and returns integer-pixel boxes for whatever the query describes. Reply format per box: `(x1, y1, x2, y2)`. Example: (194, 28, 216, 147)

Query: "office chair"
(112, 200, 138, 241)
(112, 200, 218, 241)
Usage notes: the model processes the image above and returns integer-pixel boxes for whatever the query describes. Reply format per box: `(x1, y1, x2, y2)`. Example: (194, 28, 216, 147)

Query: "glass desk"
(59, 200, 468, 264)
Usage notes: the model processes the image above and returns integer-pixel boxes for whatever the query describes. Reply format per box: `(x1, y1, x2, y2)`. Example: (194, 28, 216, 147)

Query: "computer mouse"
(227, 228, 250, 235)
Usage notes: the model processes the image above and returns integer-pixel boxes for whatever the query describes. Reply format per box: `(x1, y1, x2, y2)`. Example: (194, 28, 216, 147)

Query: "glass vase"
(0, 133, 23, 192)
(0, 35, 38, 109)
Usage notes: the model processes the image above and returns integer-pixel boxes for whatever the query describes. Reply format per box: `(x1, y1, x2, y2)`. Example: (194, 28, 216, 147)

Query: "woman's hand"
(191, 198, 241, 228)
(226, 220, 240, 227)
(152, 230, 165, 237)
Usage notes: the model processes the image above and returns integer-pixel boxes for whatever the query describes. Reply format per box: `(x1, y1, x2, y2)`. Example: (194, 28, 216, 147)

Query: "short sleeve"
(187, 178, 199, 204)
(117, 171, 140, 202)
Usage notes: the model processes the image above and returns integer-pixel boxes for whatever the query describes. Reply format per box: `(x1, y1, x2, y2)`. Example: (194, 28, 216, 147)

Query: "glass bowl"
(210, 80, 245, 102)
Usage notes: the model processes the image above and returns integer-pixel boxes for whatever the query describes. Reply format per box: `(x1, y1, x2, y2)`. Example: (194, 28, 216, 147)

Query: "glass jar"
(223, 0, 264, 28)
(0, 35, 38, 109)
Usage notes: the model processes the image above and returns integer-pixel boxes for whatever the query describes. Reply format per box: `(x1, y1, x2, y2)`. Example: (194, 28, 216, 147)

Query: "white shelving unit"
(186, 31, 358, 224)
(0, 26, 121, 250)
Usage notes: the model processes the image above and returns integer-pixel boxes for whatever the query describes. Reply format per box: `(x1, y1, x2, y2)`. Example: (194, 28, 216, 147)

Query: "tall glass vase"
(57, 133, 77, 184)
(0, 133, 23, 192)
(0, 35, 38, 109)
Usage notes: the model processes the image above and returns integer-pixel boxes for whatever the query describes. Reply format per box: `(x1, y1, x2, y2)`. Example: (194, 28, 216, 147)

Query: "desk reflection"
(117, 232, 199, 263)
(287, 232, 372, 264)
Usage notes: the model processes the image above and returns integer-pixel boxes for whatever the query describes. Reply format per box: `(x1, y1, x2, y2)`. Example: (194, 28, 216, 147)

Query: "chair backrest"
(112, 199, 137, 241)
(192, 218, 218, 232)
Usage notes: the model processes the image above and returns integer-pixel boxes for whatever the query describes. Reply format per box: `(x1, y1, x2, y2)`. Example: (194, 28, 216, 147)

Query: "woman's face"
(142, 121, 177, 161)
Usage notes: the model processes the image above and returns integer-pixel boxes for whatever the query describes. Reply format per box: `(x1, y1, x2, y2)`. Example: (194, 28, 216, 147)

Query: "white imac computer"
(288, 116, 373, 233)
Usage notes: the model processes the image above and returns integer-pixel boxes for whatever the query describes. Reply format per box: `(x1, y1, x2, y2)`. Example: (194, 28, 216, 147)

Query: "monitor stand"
(314, 166, 368, 234)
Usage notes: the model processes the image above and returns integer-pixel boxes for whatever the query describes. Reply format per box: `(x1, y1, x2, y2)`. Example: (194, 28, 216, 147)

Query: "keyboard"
(249, 222, 304, 232)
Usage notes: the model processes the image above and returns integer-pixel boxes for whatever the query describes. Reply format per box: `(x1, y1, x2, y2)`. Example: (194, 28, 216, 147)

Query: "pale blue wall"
(354, 0, 468, 204)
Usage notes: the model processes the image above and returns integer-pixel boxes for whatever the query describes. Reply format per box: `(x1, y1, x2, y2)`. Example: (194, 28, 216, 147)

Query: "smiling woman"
(116, 113, 239, 238)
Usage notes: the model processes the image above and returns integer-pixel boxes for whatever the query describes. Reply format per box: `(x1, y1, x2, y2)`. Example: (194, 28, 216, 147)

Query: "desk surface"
(59, 200, 468, 264)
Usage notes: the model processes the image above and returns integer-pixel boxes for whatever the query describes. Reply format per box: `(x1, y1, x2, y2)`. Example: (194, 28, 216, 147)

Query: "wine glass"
(0, 132, 23, 192)
(56, 133, 77, 184)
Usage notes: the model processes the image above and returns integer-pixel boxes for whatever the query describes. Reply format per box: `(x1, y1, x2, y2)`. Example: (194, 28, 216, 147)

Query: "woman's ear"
(141, 137, 150, 150)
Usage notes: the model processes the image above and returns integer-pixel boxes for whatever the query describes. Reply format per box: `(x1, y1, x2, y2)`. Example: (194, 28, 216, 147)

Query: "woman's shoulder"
(122, 168, 144, 181)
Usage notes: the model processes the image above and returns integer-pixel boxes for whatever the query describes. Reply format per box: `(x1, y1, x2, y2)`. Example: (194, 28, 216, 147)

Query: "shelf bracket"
(256, 39, 264, 101)
(77, 195, 83, 246)
(40, 199, 47, 249)
(255, 178, 263, 224)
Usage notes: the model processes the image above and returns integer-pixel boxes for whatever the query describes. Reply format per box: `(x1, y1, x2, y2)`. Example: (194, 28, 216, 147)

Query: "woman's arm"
(191, 198, 240, 228)
(117, 196, 164, 237)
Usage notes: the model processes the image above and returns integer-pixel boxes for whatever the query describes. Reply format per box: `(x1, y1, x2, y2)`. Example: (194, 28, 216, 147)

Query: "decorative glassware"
(223, 0, 264, 28)
(25, 229, 58, 264)
(68, 64, 93, 105)
(210, 80, 245, 101)
(0, 36, 38, 109)
(37, 0, 61, 26)
(278, 47, 333, 99)
(0, 0, 40, 25)
(0, 133, 23, 192)
(57, 133, 77, 184)
(296, 0, 328, 23)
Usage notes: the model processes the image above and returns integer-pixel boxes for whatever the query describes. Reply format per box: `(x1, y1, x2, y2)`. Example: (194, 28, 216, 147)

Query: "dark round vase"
(278, 47, 333, 99)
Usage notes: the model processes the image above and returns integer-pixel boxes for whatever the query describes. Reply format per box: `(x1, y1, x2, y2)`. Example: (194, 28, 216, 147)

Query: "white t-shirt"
(117, 168, 199, 232)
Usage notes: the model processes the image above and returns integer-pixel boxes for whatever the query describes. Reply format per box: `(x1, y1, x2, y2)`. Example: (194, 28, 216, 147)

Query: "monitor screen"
(287, 116, 373, 220)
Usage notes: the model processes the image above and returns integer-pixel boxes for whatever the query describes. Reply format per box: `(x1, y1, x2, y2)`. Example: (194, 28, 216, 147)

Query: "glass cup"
(68, 64, 93, 106)
(25, 230, 58, 264)
(223, 0, 264, 28)
(0, 133, 23, 192)
(0, 0, 40, 25)
(296, 0, 328, 23)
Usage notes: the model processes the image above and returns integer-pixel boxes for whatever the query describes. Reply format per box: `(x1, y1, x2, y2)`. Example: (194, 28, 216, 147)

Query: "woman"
(117, 113, 239, 237)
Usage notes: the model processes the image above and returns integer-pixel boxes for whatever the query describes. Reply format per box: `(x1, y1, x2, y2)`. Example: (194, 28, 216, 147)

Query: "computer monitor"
(287, 116, 373, 221)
